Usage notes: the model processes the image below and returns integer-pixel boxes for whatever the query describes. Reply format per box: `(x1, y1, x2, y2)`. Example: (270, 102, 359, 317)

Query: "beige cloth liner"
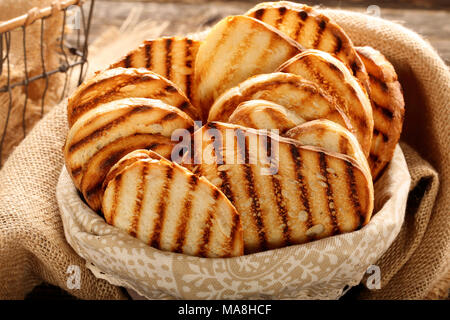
(0, 9, 448, 299)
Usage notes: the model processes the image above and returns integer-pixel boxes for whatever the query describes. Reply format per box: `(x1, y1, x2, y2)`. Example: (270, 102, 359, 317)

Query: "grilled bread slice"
(208, 72, 352, 132)
(102, 149, 243, 258)
(184, 122, 373, 253)
(67, 67, 199, 127)
(109, 37, 201, 102)
(285, 119, 371, 177)
(278, 50, 373, 157)
(64, 97, 194, 211)
(356, 46, 405, 179)
(246, 1, 369, 92)
(103, 149, 159, 192)
(228, 99, 306, 133)
(194, 15, 302, 120)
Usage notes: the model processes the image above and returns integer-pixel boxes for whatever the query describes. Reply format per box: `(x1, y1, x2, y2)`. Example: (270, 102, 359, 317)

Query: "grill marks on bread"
(246, 1, 369, 92)
(149, 163, 173, 250)
(356, 46, 405, 179)
(278, 50, 373, 157)
(172, 173, 198, 253)
(62, 8, 381, 257)
(237, 134, 269, 251)
(129, 163, 148, 238)
(228, 100, 305, 133)
(64, 98, 194, 211)
(209, 72, 351, 133)
(80, 133, 176, 211)
(102, 150, 243, 258)
(110, 37, 200, 104)
(285, 119, 371, 177)
(67, 68, 199, 126)
(194, 15, 302, 120)
(185, 122, 373, 253)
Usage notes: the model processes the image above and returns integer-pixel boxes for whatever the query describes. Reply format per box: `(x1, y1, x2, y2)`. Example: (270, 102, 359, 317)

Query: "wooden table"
(90, 0, 450, 65)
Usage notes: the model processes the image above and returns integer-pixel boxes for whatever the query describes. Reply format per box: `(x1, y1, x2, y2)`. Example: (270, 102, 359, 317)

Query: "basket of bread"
(56, 1, 411, 299)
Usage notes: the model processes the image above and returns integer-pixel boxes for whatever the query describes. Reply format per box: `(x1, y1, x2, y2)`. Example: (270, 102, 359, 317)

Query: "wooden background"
(90, 0, 450, 65)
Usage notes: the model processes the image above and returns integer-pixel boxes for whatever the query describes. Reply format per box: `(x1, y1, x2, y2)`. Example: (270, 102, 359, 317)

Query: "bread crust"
(194, 15, 303, 120)
(246, 1, 370, 93)
(109, 37, 201, 104)
(278, 50, 373, 157)
(209, 72, 352, 135)
(356, 46, 405, 179)
(285, 119, 371, 178)
(64, 97, 194, 211)
(67, 67, 200, 126)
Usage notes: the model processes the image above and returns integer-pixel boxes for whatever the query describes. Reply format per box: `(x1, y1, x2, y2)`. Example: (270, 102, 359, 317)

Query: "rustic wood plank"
(89, 1, 450, 65)
(104, 0, 450, 10)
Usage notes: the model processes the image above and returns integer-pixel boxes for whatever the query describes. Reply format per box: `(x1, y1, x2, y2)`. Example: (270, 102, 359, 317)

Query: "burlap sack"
(0, 9, 448, 299)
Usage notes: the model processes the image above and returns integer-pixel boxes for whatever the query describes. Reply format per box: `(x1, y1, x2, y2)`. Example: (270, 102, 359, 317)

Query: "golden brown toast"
(194, 15, 302, 120)
(228, 99, 306, 133)
(208, 72, 352, 133)
(109, 37, 200, 103)
(183, 122, 373, 253)
(102, 149, 244, 258)
(67, 67, 199, 126)
(80, 134, 176, 212)
(226, 104, 370, 176)
(64, 98, 194, 211)
(285, 119, 371, 177)
(227, 105, 370, 177)
(246, 1, 369, 92)
(356, 46, 405, 179)
(278, 50, 373, 157)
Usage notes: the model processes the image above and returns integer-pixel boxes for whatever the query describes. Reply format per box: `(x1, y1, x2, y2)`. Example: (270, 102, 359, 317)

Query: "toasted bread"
(64, 98, 194, 211)
(109, 37, 200, 102)
(102, 149, 243, 258)
(194, 15, 302, 120)
(285, 119, 370, 177)
(103, 149, 161, 192)
(228, 99, 306, 133)
(208, 72, 352, 133)
(356, 46, 405, 179)
(246, 1, 369, 92)
(67, 67, 199, 127)
(184, 122, 373, 253)
(278, 50, 373, 157)
(228, 106, 369, 174)
(80, 134, 176, 212)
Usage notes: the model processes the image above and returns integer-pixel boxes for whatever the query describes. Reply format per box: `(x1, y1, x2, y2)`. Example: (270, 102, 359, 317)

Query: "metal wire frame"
(0, 0, 95, 166)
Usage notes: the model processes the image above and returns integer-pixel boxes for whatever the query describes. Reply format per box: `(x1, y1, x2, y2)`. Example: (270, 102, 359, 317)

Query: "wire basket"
(0, 0, 95, 166)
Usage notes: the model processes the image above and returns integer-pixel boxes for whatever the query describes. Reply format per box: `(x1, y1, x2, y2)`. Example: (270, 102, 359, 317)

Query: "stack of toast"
(63, 1, 404, 257)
